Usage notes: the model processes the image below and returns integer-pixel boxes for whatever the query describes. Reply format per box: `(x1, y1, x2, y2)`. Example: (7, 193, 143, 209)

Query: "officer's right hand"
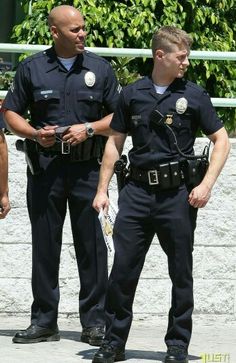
(35, 125, 58, 147)
(92, 191, 110, 215)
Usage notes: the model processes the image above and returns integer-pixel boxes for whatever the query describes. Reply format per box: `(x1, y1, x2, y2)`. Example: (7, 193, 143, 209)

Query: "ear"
(50, 25, 58, 39)
(154, 49, 165, 60)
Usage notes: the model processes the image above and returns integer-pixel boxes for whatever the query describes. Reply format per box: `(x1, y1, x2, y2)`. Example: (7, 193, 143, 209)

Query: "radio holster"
(181, 157, 209, 187)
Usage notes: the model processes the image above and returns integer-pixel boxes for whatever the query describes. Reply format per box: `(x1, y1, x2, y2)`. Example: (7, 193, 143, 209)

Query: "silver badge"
(84, 71, 96, 87)
(176, 97, 188, 114)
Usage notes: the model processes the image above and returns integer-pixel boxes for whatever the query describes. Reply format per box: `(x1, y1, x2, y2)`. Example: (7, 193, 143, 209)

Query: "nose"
(183, 56, 189, 66)
(78, 29, 86, 38)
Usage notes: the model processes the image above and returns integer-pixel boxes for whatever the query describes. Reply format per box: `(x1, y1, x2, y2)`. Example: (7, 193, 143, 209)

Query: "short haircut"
(151, 26, 193, 56)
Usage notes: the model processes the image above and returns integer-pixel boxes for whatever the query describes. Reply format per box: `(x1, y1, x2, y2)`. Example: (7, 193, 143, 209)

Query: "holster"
(15, 139, 42, 176)
(114, 155, 128, 194)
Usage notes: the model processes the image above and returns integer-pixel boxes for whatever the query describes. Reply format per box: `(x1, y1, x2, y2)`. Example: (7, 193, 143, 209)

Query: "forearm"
(3, 110, 38, 140)
(97, 137, 121, 194)
(0, 131, 8, 197)
(91, 113, 114, 137)
(202, 129, 230, 191)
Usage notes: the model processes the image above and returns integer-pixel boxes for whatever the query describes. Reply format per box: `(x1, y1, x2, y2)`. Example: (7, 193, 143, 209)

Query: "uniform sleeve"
(3, 62, 32, 116)
(110, 89, 130, 134)
(198, 90, 223, 135)
(102, 62, 120, 113)
(0, 115, 5, 129)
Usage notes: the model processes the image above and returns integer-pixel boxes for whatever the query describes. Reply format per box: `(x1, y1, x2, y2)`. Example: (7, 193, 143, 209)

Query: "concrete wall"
(0, 136, 236, 325)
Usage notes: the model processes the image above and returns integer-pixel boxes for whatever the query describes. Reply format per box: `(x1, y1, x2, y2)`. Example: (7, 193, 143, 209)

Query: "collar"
(136, 76, 186, 102)
(44, 47, 91, 73)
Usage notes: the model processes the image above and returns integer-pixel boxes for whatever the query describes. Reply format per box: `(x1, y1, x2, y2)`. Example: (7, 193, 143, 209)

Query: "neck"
(152, 65, 174, 87)
(54, 45, 80, 59)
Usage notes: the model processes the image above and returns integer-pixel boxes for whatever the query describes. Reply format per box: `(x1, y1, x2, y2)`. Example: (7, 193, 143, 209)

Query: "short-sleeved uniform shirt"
(3, 47, 119, 128)
(110, 76, 223, 169)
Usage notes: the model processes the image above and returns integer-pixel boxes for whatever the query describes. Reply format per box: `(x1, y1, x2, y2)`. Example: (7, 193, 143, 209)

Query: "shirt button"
(89, 95, 93, 99)
(44, 95, 48, 98)
(66, 92, 70, 95)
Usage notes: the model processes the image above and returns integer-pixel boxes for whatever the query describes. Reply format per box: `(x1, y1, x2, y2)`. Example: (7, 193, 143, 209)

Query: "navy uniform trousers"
(26, 155, 107, 329)
(105, 180, 197, 349)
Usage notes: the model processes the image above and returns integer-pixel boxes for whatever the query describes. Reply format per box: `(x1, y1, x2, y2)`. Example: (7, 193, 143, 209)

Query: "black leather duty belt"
(37, 137, 105, 162)
(130, 162, 185, 189)
(130, 167, 160, 185)
(38, 141, 70, 155)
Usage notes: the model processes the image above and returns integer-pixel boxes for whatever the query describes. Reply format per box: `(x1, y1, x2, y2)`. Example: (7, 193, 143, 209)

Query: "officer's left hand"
(188, 183, 211, 208)
(0, 194, 11, 219)
(62, 124, 87, 145)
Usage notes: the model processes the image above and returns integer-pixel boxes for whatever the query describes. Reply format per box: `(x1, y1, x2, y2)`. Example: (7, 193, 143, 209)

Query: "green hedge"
(5, 0, 236, 131)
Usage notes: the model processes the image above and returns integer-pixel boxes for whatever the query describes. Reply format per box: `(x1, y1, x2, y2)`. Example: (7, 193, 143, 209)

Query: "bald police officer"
(92, 26, 230, 363)
(3, 5, 119, 345)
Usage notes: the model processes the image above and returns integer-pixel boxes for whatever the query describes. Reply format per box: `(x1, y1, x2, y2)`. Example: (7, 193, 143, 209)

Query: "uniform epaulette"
(20, 48, 50, 66)
(84, 50, 111, 66)
(186, 80, 205, 94)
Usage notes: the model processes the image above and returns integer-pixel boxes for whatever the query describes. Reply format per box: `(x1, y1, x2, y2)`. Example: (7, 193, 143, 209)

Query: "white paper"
(98, 202, 117, 256)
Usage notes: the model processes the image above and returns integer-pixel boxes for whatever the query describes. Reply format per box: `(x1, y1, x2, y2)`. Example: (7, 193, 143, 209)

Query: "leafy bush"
(9, 0, 236, 131)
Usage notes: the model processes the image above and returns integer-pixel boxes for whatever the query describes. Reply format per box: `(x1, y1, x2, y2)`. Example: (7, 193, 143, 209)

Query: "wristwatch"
(85, 122, 95, 138)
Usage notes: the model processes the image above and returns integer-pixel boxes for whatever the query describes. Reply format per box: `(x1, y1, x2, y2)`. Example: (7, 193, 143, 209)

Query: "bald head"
(48, 5, 82, 27)
(48, 5, 86, 58)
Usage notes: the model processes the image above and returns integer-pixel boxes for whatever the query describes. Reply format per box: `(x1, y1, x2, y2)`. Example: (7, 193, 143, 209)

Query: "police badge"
(84, 71, 96, 87)
(176, 97, 188, 114)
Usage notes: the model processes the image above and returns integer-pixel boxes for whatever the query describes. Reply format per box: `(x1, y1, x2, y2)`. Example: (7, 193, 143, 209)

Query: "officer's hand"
(188, 183, 211, 208)
(0, 194, 11, 219)
(62, 124, 87, 145)
(35, 125, 57, 147)
(92, 192, 110, 215)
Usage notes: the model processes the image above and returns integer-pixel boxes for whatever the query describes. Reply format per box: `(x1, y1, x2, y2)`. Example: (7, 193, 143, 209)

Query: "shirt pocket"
(76, 90, 103, 121)
(130, 116, 149, 147)
(32, 90, 60, 122)
(171, 113, 193, 147)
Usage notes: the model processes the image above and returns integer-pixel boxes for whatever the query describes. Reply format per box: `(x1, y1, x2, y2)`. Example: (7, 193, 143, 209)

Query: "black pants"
(105, 180, 197, 349)
(27, 155, 108, 329)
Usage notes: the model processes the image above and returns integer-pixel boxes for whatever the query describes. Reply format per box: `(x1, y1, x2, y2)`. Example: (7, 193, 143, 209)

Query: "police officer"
(0, 113, 10, 219)
(3, 5, 119, 345)
(92, 26, 230, 363)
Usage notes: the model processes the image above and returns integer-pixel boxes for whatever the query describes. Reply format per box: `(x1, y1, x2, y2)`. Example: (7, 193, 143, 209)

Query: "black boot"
(92, 343, 125, 363)
(165, 345, 188, 363)
(81, 326, 105, 346)
(12, 324, 60, 344)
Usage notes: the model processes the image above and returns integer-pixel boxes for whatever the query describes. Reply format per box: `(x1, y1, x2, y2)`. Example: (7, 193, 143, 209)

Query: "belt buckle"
(148, 170, 159, 185)
(61, 141, 70, 154)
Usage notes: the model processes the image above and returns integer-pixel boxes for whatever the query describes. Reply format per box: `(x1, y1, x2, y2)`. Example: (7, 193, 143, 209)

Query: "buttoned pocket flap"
(33, 90, 60, 102)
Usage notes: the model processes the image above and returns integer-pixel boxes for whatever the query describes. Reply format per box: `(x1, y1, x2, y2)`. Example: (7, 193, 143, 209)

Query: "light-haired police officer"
(3, 5, 119, 345)
(92, 26, 230, 363)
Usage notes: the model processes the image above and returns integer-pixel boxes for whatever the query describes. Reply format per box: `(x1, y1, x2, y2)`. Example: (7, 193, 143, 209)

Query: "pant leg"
(67, 159, 108, 328)
(27, 156, 67, 329)
(153, 184, 198, 348)
(105, 182, 155, 348)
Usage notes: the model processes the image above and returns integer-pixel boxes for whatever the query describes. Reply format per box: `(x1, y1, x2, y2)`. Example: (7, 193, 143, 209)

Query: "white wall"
(0, 136, 235, 324)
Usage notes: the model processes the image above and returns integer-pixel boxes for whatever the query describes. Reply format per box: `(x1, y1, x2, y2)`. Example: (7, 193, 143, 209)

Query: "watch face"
(86, 124, 94, 137)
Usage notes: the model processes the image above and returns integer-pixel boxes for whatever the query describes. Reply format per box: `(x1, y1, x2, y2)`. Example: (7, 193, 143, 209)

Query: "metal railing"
(0, 43, 236, 107)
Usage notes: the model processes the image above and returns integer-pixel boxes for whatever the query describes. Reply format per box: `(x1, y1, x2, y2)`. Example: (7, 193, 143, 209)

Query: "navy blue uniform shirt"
(111, 76, 223, 169)
(3, 47, 119, 128)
